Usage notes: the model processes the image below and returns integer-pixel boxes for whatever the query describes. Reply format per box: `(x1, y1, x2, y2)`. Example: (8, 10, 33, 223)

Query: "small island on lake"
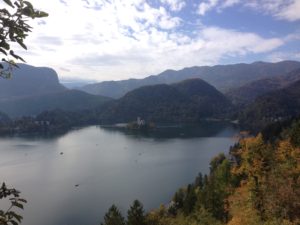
(126, 117, 155, 130)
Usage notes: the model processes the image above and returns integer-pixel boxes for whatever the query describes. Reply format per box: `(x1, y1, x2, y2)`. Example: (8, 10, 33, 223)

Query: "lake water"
(0, 122, 238, 225)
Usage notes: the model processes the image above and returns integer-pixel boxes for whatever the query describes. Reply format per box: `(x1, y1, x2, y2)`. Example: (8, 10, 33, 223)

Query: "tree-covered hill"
(227, 68, 300, 106)
(173, 79, 233, 116)
(100, 78, 233, 123)
(100, 83, 196, 123)
(239, 79, 300, 131)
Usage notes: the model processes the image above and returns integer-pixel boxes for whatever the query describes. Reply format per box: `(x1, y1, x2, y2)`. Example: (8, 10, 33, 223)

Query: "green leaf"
(34, 11, 49, 18)
(18, 198, 27, 203)
(0, 48, 8, 56)
(10, 50, 18, 59)
(16, 39, 27, 50)
(23, 1, 34, 8)
(3, 0, 14, 8)
(9, 31, 15, 41)
(14, 1, 20, 8)
(12, 202, 23, 209)
(9, 219, 19, 225)
(0, 41, 10, 50)
(9, 211, 23, 222)
(21, 6, 34, 18)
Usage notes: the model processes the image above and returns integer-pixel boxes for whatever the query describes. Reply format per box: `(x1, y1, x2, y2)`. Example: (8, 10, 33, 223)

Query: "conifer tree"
(194, 172, 204, 189)
(183, 184, 197, 215)
(127, 200, 146, 225)
(101, 205, 125, 225)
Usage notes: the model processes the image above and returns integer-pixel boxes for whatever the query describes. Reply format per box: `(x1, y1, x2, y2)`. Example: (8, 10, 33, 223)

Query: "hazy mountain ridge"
(0, 64, 66, 101)
(79, 61, 300, 99)
(0, 64, 111, 117)
(0, 90, 111, 118)
(100, 79, 233, 123)
(227, 68, 300, 105)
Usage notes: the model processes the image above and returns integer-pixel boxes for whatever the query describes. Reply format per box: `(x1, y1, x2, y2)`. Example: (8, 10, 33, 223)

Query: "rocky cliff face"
(0, 63, 66, 101)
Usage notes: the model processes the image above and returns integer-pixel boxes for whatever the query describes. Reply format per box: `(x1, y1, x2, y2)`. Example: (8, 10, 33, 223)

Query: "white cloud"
(267, 51, 300, 62)
(245, 0, 300, 22)
(275, 0, 300, 21)
(197, 0, 240, 15)
(158, 10, 182, 29)
(197, 0, 300, 22)
(6, 0, 288, 81)
(198, 0, 219, 16)
(160, 0, 186, 11)
(221, 0, 240, 8)
(282, 32, 300, 43)
(247, 0, 300, 21)
(200, 27, 283, 54)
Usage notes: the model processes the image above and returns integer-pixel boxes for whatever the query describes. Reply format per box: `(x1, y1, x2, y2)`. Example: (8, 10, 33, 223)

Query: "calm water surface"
(0, 123, 238, 225)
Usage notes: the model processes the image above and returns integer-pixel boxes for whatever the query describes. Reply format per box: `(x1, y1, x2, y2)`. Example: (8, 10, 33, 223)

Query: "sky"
(5, 0, 300, 82)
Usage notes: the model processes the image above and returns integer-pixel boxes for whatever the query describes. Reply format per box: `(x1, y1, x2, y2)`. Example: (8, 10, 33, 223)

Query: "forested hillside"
(239, 80, 300, 131)
(100, 79, 233, 123)
(227, 68, 300, 106)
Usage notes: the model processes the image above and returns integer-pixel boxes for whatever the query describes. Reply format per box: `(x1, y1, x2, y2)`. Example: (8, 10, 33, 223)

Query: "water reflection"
(101, 121, 238, 140)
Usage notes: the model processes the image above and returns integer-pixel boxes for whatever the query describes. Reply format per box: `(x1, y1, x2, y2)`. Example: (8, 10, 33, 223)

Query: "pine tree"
(101, 205, 125, 225)
(194, 172, 204, 189)
(127, 200, 146, 225)
(183, 184, 197, 215)
(173, 188, 184, 209)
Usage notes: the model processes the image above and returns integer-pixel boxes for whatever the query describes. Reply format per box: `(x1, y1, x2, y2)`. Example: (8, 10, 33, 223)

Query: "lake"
(0, 122, 238, 225)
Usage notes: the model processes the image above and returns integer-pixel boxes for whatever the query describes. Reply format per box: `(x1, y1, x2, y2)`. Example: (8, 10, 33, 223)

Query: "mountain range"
(1, 61, 300, 129)
(79, 61, 300, 99)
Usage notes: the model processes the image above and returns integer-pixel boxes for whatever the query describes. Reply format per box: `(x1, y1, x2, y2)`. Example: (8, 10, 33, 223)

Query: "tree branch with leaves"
(0, 182, 27, 225)
(0, 0, 48, 78)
